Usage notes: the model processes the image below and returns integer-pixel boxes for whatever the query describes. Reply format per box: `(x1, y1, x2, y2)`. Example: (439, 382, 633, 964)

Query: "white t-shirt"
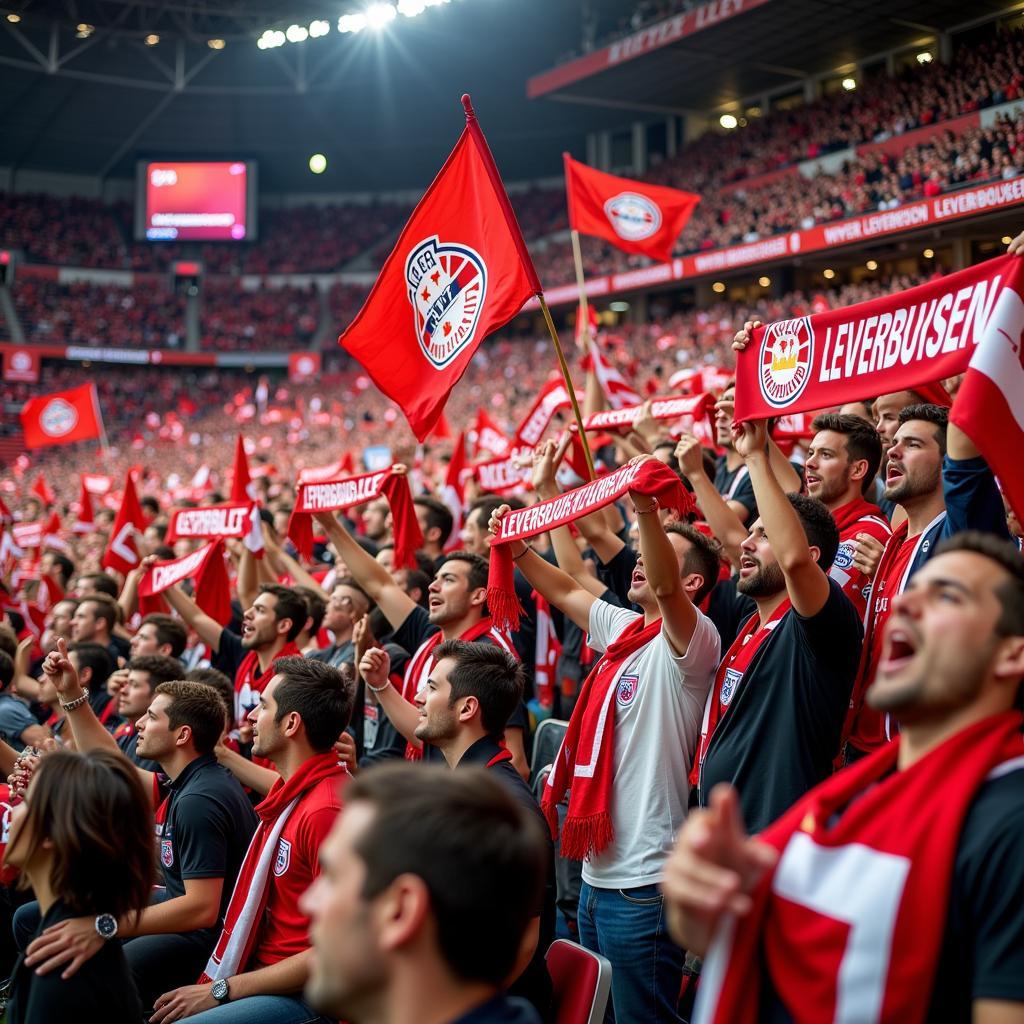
(581, 599, 720, 890)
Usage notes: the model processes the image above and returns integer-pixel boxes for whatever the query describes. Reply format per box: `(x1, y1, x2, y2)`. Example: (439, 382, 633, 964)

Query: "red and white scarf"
(234, 642, 302, 729)
(488, 459, 695, 631)
(541, 615, 663, 860)
(199, 752, 347, 983)
(287, 466, 423, 568)
(689, 598, 791, 787)
(166, 501, 264, 557)
(138, 540, 232, 625)
(694, 711, 1024, 1024)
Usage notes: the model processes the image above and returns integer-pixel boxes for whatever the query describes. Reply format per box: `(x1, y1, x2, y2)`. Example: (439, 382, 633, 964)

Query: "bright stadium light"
(719, 113, 738, 130)
(144, 33, 160, 45)
(866, 259, 878, 271)
(366, 3, 397, 29)
(309, 19, 330, 37)
(609, 301, 630, 312)
(916, 51, 933, 64)
(712, 281, 726, 294)
(6, 13, 21, 23)
(823, 268, 836, 280)
(257, 28, 286, 47)
(758, 276, 770, 287)
(338, 13, 367, 32)
(309, 153, 327, 174)
(76, 23, 95, 37)
(923, 248, 934, 259)
(207, 37, 226, 49)
(841, 77, 857, 91)
(286, 23, 309, 42)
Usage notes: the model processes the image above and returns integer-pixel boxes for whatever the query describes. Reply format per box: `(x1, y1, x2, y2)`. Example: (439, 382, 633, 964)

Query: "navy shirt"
(699, 579, 863, 834)
(155, 754, 258, 933)
(0, 693, 39, 753)
(715, 457, 757, 522)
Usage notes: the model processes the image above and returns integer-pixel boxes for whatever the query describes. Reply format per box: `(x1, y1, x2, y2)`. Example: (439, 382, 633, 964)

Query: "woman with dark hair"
(3, 749, 154, 1023)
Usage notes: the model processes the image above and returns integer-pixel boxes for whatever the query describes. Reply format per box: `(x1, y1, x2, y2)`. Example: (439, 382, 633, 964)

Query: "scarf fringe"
(559, 811, 614, 861)
(486, 582, 523, 634)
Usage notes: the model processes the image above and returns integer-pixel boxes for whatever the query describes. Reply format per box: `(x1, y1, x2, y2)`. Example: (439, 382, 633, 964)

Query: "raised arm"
(488, 505, 598, 633)
(263, 527, 328, 600)
(734, 419, 831, 618)
(162, 581, 225, 653)
(313, 511, 416, 632)
(630, 461, 699, 657)
(358, 647, 422, 749)
(118, 563, 146, 621)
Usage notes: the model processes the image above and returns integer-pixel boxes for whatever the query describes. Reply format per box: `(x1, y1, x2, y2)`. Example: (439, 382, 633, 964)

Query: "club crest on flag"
(758, 317, 814, 409)
(40, 398, 79, 438)
(274, 838, 292, 877)
(603, 192, 662, 242)
(406, 235, 488, 369)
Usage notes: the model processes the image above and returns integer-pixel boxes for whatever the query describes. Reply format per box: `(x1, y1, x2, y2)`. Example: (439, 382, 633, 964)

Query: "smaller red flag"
(472, 408, 511, 458)
(102, 472, 147, 576)
(73, 476, 95, 534)
(21, 383, 104, 449)
(564, 153, 700, 263)
(30, 474, 55, 507)
(230, 435, 258, 503)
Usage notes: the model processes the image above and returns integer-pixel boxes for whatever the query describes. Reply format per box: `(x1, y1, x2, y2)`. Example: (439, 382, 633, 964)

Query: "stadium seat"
(546, 939, 612, 1024)
(530, 717, 568, 786)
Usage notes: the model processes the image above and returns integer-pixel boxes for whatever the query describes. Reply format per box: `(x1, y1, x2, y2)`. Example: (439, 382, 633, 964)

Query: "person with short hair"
(664, 532, 1024, 1022)
(73, 572, 119, 600)
(71, 593, 128, 665)
(5, 750, 154, 1024)
(309, 579, 370, 669)
(300, 763, 547, 1024)
(113, 654, 183, 769)
(151, 656, 353, 1023)
(31, 643, 258, 1013)
(67, 641, 120, 730)
(413, 495, 454, 561)
(131, 613, 188, 660)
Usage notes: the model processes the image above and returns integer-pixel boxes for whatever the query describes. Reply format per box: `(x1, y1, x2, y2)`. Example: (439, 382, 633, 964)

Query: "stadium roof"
(529, 0, 1019, 114)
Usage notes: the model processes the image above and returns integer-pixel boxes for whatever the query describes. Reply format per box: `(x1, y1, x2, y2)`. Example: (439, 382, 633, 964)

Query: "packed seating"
(199, 280, 321, 352)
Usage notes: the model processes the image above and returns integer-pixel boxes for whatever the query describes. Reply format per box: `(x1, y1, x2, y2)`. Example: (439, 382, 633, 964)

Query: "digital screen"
(136, 160, 258, 242)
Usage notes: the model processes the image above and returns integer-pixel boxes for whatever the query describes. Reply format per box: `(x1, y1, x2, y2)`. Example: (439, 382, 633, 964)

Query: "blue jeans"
(184, 995, 328, 1024)
(577, 881, 684, 1024)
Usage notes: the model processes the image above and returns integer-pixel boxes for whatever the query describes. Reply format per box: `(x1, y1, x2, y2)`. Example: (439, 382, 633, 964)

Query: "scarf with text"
(287, 467, 422, 568)
(735, 254, 1019, 419)
(488, 459, 696, 631)
(199, 752, 347, 983)
(138, 540, 232, 625)
(693, 712, 1024, 1024)
(165, 501, 264, 557)
(541, 615, 663, 860)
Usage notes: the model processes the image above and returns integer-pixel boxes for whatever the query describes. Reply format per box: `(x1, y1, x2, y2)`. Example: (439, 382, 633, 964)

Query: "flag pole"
(90, 382, 111, 455)
(536, 293, 597, 481)
(570, 229, 593, 353)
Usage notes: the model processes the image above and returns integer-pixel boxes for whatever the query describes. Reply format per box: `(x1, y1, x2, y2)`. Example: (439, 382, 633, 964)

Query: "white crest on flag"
(603, 192, 662, 242)
(405, 236, 487, 370)
(40, 398, 79, 438)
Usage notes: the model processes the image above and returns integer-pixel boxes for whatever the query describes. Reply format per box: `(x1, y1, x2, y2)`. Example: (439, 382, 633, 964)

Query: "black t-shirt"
(8, 899, 142, 1024)
(211, 627, 245, 681)
(458, 736, 554, 1022)
(353, 642, 410, 766)
(155, 754, 258, 932)
(714, 457, 757, 521)
(698, 579, 863, 834)
(595, 543, 637, 608)
(762, 768, 1024, 1022)
(705, 575, 757, 651)
(391, 607, 528, 763)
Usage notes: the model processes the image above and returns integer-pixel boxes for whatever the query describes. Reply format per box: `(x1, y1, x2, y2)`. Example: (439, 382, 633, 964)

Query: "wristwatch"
(94, 914, 118, 940)
(211, 978, 231, 1004)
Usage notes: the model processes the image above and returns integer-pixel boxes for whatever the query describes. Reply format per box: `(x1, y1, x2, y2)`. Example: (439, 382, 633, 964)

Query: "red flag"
(581, 343, 643, 410)
(230, 435, 258, 503)
(20, 383, 104, 449)
(440, 431, 468, 551)
(564, 153, 700, 262)
(42, 511, 67, 552)
(139, 541, 233, 626)
(73, 476, 95, 534)
(472, 408, 511, 458)
(288, 351, 321, 384)
(574, 302, 598, 349)
(30, 474, 55, 507)
(950, 273, 1024, 522)
(426, 411, 452, 441)
(102, 472, 146, 576)
(339, 95, 540, 441)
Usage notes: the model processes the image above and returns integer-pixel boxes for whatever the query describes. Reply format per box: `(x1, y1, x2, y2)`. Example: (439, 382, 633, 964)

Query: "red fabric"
(30, 474, 54, 506)
(72, 475, 95, 534)
(288, 467, 423, 568)
(472, 408, 511, 458)
(233, 641, 302, 730)
(734, 254, 1023, 422)
(541, 616, 663, 860)
(139, 541, 233, 625)
(21, 383, 104, 449)
(697, 713, 1024, 1024)
(513, 379, 578, 448)
(339, 99, 540, 440)
(230, 434, 257, 503)
(950, 271, 1024, 522)
(199, 753, 346, 982)
(843, 522, 917, 755)
(564, 153, 700, 263)
(488, 460, 696, 632)
(582, 341, 643, 410)
(166, 501, 260, 546)
(829, 497, 892, 617)
(101, 471, 146, 576)
(583, 393, 714, 433)
(690, 599, 792, 787)
(533, 592, 561, 710)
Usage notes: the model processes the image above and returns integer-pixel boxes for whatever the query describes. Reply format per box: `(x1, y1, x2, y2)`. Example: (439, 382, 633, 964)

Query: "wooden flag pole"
(569, 229, 593, 352)
(536, 292, 597, 481)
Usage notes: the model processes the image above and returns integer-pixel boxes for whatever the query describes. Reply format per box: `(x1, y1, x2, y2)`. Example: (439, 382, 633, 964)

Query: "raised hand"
(732, 319, 763, 353)
(730, 418, 770, 461)
(674, 432, 706, 480)
(358, 647, 391, 691)
(852, 531, 886, 579)
(41, 638, 83, 700)
(531, 439, 562, 499)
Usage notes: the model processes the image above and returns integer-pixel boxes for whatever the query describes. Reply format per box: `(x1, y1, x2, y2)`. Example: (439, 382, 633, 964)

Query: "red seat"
(546, 938, 612, 1024)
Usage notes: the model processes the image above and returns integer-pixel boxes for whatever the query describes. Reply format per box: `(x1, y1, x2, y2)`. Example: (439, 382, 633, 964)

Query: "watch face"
(96, 914, 117, 939)
(212, 979, 228, 1001)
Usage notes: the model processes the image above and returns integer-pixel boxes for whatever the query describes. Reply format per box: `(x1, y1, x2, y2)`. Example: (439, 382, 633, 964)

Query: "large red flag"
(339, 95, 541, 441)
(20, 383, 104, 449)
(102, 472, 147, 576)
(564, 153, 700, 263)
(230, 434, 257, 503)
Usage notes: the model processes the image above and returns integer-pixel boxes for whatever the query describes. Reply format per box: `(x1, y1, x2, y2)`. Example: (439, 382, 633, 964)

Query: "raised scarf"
(694, 712, 1024, 1024)
(165, 501, 264, 556)
(138, 540, 232, 625)
(541, 615, 663, 860)
(198, 752, 347, 983)
(287, 466, 423, 568)
(488, 459, 695, 632)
